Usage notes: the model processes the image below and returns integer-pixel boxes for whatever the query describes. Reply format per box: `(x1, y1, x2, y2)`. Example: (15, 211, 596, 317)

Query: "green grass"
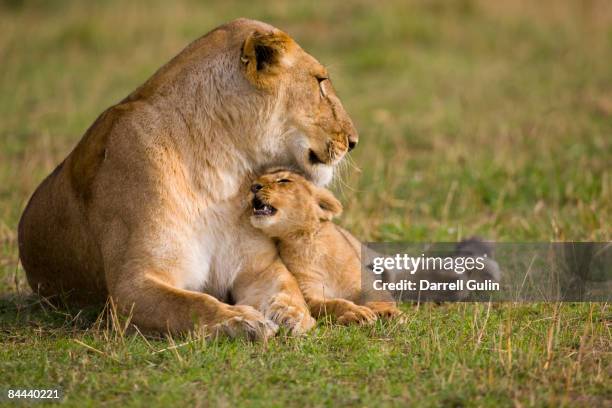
(0, 0, 610, 406)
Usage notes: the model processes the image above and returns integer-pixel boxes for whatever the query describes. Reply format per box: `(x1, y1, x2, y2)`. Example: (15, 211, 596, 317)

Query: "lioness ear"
(316, 188, 343, 221)
(241, 30, 291, 87)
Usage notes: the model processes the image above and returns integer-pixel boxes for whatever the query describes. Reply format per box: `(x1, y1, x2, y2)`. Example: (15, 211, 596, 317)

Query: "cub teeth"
(252, 196, 277, 216)
(253, 204, 276, 216)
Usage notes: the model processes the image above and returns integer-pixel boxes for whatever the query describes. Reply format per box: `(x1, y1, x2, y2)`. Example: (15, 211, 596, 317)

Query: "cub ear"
(241, 30, 291, 87)
(316, 188, 343, 221)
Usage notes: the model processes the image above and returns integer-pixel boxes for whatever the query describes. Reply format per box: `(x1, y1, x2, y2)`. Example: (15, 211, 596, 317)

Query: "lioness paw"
(265, 293, 316, 336)
(211, 305, 278, 341)
(337, 305, 377, 325)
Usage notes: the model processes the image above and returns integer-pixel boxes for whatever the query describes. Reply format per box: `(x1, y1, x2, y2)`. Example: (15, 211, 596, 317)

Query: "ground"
(0, 0, 610, 406)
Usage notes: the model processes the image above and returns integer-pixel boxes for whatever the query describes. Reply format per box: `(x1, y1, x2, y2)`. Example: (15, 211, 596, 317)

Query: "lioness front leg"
(110, 273, 277, 340)
(232, 259, 316, 335)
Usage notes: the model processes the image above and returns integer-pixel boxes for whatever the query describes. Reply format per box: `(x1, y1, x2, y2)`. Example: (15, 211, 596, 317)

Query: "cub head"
(249, 169, 342, 238)
(237, 19, 359, 186)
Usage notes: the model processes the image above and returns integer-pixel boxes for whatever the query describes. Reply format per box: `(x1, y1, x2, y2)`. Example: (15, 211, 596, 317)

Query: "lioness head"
(249, 169, 342, 238)
(132, 19, 357, 188)
(236, 19, 358, 186)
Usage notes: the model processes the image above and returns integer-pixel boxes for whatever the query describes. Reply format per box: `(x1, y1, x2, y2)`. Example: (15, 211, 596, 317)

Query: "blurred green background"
(0, 1, 610, 406)
(1, 0, 610, 248)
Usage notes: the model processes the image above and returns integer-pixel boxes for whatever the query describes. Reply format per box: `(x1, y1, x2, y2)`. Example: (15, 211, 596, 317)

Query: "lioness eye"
(277, 178, 291, 183)
(316, 76, 328, 97)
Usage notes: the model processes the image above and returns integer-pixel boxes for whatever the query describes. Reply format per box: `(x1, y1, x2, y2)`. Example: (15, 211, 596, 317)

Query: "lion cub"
(249, 169, 400, 325)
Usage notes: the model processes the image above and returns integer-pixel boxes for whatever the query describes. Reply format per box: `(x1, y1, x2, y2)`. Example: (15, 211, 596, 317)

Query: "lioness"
(18, 19, 358, 339)
(249, 169, 401, 324)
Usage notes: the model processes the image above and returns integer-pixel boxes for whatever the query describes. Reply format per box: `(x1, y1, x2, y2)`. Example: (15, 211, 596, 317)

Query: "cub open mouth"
(252, 196, 277, 216)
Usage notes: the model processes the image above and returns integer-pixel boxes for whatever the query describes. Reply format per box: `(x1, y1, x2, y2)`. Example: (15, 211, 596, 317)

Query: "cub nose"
(251, 183, 263, 193)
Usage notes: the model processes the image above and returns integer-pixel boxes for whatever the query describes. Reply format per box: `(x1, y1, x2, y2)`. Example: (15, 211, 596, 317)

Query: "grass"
(0, 0, 610, 406)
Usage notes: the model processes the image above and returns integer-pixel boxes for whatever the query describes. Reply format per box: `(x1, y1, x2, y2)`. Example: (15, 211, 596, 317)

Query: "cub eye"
(277, 178, 292, 183)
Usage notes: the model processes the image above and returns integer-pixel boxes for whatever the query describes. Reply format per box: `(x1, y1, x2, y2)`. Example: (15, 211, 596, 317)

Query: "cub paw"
(337, 304, 377, 325)
(365, 301, 402, 319)
(211, 305, 278, 341)
(265, 293, 316, 336)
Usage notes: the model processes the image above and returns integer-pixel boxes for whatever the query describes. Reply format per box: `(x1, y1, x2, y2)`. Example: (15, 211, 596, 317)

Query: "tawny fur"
(18, 18, 358, 339)
(249, 170, 401, 325)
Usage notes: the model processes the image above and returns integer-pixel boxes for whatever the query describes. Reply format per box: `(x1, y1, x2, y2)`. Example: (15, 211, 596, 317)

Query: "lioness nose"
(347, 133, 358, 152)
(251, 183, 263, 193)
